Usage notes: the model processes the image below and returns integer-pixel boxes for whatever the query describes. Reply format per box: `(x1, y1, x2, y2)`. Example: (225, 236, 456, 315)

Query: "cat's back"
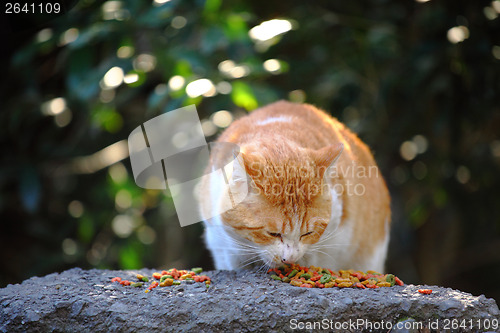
(217, 101, 372, 163)
(217, 100, 348, 149)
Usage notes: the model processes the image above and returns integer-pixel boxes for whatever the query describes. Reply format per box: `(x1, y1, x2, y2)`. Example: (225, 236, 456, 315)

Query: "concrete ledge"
(1, 268, 499, 332)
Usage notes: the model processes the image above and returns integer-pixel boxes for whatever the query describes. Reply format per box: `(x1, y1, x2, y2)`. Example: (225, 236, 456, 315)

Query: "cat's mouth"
(270, 254, 299, 267)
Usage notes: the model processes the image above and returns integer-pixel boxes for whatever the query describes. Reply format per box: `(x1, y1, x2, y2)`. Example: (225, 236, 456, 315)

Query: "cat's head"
(220, 142, 343, 266)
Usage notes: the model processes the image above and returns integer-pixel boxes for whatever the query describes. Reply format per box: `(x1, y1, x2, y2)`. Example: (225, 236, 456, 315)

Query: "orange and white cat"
(199, 101, 390, 272)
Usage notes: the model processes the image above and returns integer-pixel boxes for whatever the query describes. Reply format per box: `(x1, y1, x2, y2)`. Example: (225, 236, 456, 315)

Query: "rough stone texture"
(0, 268, 499, 332)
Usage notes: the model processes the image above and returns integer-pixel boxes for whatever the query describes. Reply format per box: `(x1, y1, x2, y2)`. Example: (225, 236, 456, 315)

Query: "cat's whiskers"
(237, 256, 266, 269)
(314, 226, 342, 245)
(306, 248, 339, 266)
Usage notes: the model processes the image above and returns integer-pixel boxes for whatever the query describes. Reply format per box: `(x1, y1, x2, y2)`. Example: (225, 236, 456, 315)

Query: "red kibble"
(418, 289, 432, 295)
(395, 277, 404, 286)
(111, 277, 122, 283)
(152, 273, 162, 280)
(355, 282, 366, 289)
(300, 284, 313, 288)
(120, 280, 130, 286)
(310, 275, 321, 282)
(161, 270, 169, 275)
(365, 284, 378, 289)
(279, 274, 285, 279)
(267, 268, 273, 274)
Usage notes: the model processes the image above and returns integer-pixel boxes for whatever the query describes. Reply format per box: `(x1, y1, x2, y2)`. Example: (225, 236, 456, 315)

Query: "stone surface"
(0, 268, 499, 332)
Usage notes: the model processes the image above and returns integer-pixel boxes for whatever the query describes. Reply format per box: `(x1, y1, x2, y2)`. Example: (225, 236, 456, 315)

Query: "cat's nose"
(281, 258, 292, 264)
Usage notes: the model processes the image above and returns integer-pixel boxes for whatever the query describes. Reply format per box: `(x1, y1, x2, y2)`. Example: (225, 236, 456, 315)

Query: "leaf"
(231, 81, 258, 111)
(119, 243, 142, 269)
(78, 216, 95, 244)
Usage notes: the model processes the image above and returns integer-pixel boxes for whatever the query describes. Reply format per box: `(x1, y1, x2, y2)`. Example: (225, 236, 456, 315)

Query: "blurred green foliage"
(1, 0, 499, 302)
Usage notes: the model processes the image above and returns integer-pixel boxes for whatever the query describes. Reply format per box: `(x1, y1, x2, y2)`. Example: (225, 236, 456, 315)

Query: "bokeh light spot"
(168, 75, 185, 91)
(216, 81, 232, 94)
(447, 26, 470, 44)
(186, 78, 215, 97)
(171, 16, 187, 29)
(42, 97, 66, 116)
(68, 200, 84, 218)
(137, 226, 156, 245)
(62, 238, 78, 256)
(211, 110, 233, 128)
(133, 54, 156, 72)
(115, 189, 132, 209)
(112, 214, 135, 238)
(117, 46, 134, 58)
(201, 120, 217, 137)
(249, 19, 292, 41)
(102, 67, 124, 89)
(456, 165, 471, 184)
(263, 59, 281, 73)
(400, 141, 418, 161)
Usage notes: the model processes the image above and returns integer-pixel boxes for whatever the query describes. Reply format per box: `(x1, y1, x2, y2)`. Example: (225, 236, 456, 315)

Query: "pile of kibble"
(268, 264, 404, 289)
(111, 267, 211, 293)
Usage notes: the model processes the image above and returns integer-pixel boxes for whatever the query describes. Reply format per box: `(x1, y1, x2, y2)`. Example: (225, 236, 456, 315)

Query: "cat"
(198, 100, 391, 272)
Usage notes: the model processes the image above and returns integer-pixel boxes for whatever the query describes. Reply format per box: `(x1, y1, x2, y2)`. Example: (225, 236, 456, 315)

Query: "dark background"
(1, 0, 499, 303)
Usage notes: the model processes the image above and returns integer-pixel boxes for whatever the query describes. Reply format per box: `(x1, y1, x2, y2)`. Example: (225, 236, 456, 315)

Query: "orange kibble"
(418, 289, 432, 295)
(152, 273, 162, 280)
(160, 278, 173, 287)
(395, 277, 404, 286)
(355, 282, 366, 289)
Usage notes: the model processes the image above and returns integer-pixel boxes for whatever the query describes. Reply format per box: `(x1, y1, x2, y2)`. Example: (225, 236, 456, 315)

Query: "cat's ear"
(311, 143, 344, 178)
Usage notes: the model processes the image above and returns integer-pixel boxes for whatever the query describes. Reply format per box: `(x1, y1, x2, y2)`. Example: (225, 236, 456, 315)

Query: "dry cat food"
(111, 267, 210, 293)
(268, 264, 404, 289)
(418, 289, 432, 294)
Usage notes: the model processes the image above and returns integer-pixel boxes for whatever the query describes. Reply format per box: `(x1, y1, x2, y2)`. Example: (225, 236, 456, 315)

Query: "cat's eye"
(268, 232, 281, 238)
(301, 231, 313, 238)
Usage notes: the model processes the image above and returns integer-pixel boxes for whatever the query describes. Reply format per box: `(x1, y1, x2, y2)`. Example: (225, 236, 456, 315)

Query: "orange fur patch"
(199, 100, 391, 270)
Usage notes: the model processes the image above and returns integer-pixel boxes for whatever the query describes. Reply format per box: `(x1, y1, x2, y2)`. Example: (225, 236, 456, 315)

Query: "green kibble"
(271, 274, 282, 281)
(282, 277, 290, 283)
(320, 274, 332, 284)
(131, 282, 143, 287)
(191, 267, 203, 274)
(141, 277, 149, 283)
(385, 274, 395, 287)
(287, 269, 298, 278)
(300, 273, 312, 280)
(185, 277, 194, 281)
(160, 275, 169, 283)
(172, 280, 181, 285)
